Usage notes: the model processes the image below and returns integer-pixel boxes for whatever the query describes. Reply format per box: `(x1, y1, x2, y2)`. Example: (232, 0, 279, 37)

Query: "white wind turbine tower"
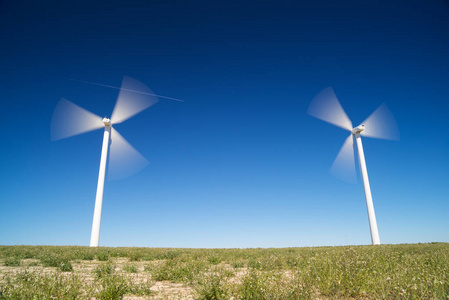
(307, 87, 399, 245)
(51, 76, 159, 247)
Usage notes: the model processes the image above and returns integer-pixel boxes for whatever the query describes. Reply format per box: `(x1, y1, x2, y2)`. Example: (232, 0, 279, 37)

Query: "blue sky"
(0, 0, 448, 248)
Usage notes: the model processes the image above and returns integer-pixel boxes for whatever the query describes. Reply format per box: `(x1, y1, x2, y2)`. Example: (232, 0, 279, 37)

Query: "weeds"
(231, 261, 245, 268)
(81, 252, 95, 260)
(95, 270, 153, 299)
(26, 260, 40, 266)
(94, 263, 115, 279)
(236, 270, 311, 299)
(95, 274, 130, 300)
(0, 270, 88, 299)
(147, 256, 209, 283)
(96, 251, 109, 261)
(208, 256, 221, 265)
(3, 257, 20, 267)
(129, 252, 142, 262)
(194, 272, 231, 300)
(59, 259, 73, 272)
(123, 264, 138, 273)
(39, 254, 73, 272)
(0, 244, 448, 299)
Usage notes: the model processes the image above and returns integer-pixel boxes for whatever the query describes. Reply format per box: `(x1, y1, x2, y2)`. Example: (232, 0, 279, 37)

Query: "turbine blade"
(307, 87, 353, 131)
(108, 128, 149, 180)
(110, 76, 159, 124)
(71, 78, 186, 102)
(51, 98, 103, 141)
(360, 103, 400, 140)
(330, 135, 357, 183)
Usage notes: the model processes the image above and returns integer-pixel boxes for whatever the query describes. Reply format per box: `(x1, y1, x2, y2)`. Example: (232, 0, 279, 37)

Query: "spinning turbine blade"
(71, 78, 185, 102)
(307, 87, 353, 131)
(108, 128, 149, 180)
(360, 103, 400, 140)
(111, 76, 159, 124)
(330, 135, 357, 183)
(51, 98, 104, 141)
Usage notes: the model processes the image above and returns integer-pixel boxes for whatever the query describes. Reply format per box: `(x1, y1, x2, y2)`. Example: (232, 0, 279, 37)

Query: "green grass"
(96, 251, 110, 261)
(3, 257, 20, 267)
(95, 273, 131, 300)
(146, 255, 209, 283)
(39, 254, 73, 272)
(26, 260, 40, 266)
(92, 264, 152, 299)
(0, 269, 153, 300)
(0, 270, 87, 299)
(194, 272, 231, 300)
(0, 243, 448, 299)
(94, 263, 115, 279)
(123, 264, 139, 273)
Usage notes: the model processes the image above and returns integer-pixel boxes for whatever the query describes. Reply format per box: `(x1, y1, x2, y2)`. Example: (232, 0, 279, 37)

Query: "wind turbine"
(51, 76, 159, 247)
(307, 87, 399, 245)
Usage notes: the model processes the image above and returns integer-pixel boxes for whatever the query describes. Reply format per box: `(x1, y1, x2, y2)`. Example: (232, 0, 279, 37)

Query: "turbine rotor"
(308, 87, 399, 183)
(51, 76, 158, 180)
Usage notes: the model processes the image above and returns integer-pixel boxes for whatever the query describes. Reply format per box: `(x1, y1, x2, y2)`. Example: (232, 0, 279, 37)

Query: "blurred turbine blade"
(51, 98, 103, 141)
(108, 128, 149, 180)
(330, 135, 357, 183)
(307, 87, 353, 131)
(111, 76, 159, 124)
(360, 103, 400, 140)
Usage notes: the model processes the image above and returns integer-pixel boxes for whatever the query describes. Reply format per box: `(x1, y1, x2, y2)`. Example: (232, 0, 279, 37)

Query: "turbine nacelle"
(351, 124, 365, 134)
(103, 118, 111, 127)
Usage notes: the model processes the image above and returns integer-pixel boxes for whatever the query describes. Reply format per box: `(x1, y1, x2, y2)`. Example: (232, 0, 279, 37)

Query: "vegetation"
(123, 264, 139, 273)
(2, 257, 20, 267)
(0, 243, 448, 299)
(94, 263, 115, 279)
(1, 270, 85, 299)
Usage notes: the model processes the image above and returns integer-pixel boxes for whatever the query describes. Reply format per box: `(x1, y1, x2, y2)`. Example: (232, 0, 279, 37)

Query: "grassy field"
(0, 243, 448, 299)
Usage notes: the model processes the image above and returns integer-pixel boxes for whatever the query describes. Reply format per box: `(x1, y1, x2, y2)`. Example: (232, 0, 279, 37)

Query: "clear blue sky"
(0, 0, 448, 248)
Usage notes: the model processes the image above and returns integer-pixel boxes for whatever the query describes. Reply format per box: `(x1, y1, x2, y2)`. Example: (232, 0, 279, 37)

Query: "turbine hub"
(352, 124, 365, 134)
(103, 118, 111, 126)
